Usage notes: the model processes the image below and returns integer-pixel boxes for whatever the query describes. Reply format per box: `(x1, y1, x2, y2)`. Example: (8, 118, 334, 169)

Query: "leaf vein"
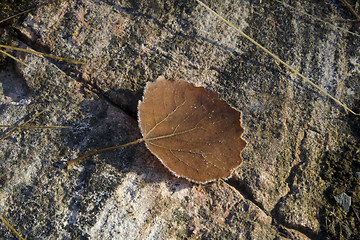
(144, 99, 186, 138)
(149, 142, 226, 170)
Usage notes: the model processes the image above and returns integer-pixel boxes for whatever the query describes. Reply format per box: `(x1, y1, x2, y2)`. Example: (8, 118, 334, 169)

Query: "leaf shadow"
(59, 94, 192, 194)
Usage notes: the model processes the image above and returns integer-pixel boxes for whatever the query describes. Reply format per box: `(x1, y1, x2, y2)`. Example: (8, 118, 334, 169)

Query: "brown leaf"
(138, 76, 247, 183)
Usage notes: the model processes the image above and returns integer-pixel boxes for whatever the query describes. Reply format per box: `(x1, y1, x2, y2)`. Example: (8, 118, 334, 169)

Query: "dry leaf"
(67, 76, 247, 184)
(138, 76, 247, 183)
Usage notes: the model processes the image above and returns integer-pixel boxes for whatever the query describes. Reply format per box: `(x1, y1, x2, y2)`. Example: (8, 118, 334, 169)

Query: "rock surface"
(0, 0, 359, 239)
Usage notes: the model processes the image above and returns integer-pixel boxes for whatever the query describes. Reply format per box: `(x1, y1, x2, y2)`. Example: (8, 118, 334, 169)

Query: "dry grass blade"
(0, 0, 56, 24)
(0, 49, 29, 67)
(276, 0, 360, 38)
(339, 0, 360, 22)
(194, 0, 359, 115)
(0, 2, 83, 66)
(0, 6, 37, 24)
(0, 215, 25, 240)
(0, 109, 46, 142)
(0, 108, 68, 142)
(0, 125, 68, 129)
(0, 44, 86, 65)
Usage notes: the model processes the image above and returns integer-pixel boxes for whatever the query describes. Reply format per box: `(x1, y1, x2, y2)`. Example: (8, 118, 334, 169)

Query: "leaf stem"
(66, 138, 144, 169)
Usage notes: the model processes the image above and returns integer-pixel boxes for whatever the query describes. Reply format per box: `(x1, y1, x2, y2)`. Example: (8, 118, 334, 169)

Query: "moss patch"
(320, 143, 360, 240)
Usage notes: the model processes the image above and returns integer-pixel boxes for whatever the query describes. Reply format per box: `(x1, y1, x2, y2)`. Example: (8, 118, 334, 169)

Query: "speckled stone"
(334, 192, 351, 213)
(0, 0, 359, 239)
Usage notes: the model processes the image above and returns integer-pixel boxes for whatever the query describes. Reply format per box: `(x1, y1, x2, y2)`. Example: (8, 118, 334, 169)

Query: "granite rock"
(1, 0, 359, 239)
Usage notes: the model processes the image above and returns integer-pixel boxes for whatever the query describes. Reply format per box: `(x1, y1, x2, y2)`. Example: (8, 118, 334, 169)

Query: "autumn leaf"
(67, 77, 247, 184)
(138, 76, 246, 183)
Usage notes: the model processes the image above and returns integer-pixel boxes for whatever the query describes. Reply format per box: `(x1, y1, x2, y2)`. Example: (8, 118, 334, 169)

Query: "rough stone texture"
(0, 0, 359, 239)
